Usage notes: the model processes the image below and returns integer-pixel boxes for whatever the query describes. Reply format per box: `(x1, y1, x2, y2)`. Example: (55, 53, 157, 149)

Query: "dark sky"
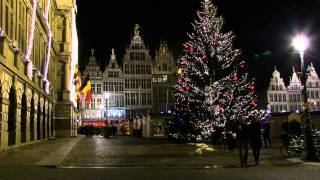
(76, 0, 320, 91)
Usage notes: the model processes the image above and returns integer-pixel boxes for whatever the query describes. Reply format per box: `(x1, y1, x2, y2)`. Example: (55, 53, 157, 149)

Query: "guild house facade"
(267, 64, 320, 113)
(81, 25, 176, 126)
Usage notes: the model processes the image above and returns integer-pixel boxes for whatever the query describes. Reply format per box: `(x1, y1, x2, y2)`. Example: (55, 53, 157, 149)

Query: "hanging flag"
(80, 74, 92, 105)
(73, 66, 82, 109)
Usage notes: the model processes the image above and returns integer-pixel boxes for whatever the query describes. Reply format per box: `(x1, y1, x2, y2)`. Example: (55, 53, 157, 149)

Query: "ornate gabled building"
(81, 50, 104, 125)
(0, 0, 78, 151)
(152, 41, 176, 113)
(123, 24, 153, 119)
(267, 64, 320, 113)
(102, 49, 125, 122)
(80, 25, 177, 125)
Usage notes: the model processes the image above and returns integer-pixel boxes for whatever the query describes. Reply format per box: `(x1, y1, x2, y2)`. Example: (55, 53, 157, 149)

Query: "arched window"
(30, 96, 35, 141)
(37, 100, 41, 140)
(8, 86, 17, 145)
(43, 101, 46, 139)
(21, 92, 27, 143)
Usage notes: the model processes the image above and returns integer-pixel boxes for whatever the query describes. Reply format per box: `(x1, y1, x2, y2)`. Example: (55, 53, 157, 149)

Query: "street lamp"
(292, 33, 316, 160)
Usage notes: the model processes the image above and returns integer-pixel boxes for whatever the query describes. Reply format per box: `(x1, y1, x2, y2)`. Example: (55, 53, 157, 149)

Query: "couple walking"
(236, 116, 262, 167)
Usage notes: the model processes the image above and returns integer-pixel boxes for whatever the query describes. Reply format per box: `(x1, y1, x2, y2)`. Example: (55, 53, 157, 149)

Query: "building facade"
(81, 49, 126, 126)
(267, 64, 320, 113)
(152, 41, 176, 113)
(0, 0, 79, 150)
(123, 25, 153, 119)
(80, 25, 177, 125)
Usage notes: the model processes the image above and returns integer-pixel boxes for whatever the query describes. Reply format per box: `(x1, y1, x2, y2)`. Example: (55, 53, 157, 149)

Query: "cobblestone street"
(0, 136, 320, 179)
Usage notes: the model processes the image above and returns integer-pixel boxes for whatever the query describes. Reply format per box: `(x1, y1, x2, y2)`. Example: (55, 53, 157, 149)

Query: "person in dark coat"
(249, 117, 262, 165)
(236, 120, 250, 167)
(263, 122, 271, 147)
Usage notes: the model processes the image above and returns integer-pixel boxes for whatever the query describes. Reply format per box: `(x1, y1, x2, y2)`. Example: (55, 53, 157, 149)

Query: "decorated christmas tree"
(169, 0, 258, 142)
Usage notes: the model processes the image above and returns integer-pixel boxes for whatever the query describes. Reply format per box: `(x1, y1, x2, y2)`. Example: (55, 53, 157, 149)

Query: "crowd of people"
(225, 113, 272, 167)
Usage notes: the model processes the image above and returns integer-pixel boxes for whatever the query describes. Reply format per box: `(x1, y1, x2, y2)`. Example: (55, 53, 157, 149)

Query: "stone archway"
(21, 92, 27, 143)
(47, 104, 50, 139)
(51, 109, 54, 137)
(30, 97, 35, 141)
(42, 101, 46, 139)
(8, 86, 17, 146)
(37, 100, 41, 140)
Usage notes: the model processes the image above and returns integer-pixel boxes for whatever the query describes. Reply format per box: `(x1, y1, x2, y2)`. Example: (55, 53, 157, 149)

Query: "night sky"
(76, 0, 320, 91)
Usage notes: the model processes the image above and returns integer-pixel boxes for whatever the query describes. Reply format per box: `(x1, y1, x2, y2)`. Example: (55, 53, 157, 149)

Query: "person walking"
(263, 121, 271, 147)
(250, 117, 262, 165)
(236, 120, 250, 167)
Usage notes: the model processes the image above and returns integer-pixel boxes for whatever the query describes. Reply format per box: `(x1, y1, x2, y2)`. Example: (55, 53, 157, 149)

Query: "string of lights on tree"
(22, 0, 78, 96)
(170, 0, 258, 142)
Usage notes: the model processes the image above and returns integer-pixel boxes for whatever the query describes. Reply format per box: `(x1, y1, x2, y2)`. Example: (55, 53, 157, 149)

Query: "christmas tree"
(169, 0, 257, 142)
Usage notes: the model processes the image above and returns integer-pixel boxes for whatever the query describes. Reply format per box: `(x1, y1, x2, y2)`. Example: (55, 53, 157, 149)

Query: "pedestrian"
(236, 120, 250, 167)
(249, 117, 262, 165)
(263, 121, 271, 147)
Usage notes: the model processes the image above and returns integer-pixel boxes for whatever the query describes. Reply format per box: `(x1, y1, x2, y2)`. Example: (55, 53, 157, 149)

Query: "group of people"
(82, 125, 95, 138)
(226, 116, 271, 167)
(105, 123, 118, 138)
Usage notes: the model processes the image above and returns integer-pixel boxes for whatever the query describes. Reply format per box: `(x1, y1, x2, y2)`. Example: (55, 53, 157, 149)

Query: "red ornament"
(189, 47, 194, 53)
(202, 54, 207, 60)
(183, 43, 189, 49)
(251, 100, 257, 105)
(240, 64, 245, 68)
(186, 86, 190, 91)
(178, 79, 182, 83)
(182, 59, 187, 64)
(233, 73, 238, 81)
(250, 85, 255, 91)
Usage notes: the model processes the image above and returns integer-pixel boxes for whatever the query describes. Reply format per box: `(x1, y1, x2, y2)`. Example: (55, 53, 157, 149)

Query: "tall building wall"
(0, 0, 78, 150)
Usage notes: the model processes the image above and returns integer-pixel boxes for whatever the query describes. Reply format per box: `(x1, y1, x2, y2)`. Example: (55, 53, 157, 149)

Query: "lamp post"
(292, 34, 316, 160)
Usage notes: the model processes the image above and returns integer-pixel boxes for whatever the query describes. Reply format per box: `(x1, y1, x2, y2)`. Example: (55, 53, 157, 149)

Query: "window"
(316, 91, 319, 98)
(308, 82, 312, 88)
(91, 84, 96, 94)
(108, 72, 113, 77)
(272, 85, 275, 90)
(136, 64, 141, 74)
(125, 64, 129, 74)
(17, 0, 26, 52)
(283, 94, 286, 102)
(130, 64, 134, 74)
(311, 91, 315, 98)
(91, 98, 96, 109)
(269, 94, 273, 102)
(163, 64, 167, 71)
(293, 94, 296, 102)
(112, 63, 115, 68)
(279, 85, 283, 90)
(96, 84, 101, 94)
(104, 82, 107, 91)
(278, 94, 282, 102)
(316, 82, 319, 87)
(274, 94, 277, 102)
(97, 98, 101, 108)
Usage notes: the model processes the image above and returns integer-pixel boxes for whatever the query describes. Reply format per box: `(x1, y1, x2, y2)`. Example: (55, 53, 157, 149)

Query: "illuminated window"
(96, 84, 101, 94)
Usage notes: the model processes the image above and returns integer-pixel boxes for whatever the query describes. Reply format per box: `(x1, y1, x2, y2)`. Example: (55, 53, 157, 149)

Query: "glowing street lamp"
(292, 33, 316, 160)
